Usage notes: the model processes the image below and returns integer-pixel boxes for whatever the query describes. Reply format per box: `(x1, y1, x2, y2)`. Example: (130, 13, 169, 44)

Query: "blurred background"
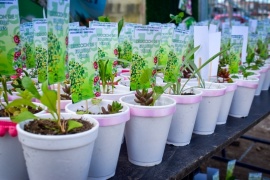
(19, 0, 270, 25)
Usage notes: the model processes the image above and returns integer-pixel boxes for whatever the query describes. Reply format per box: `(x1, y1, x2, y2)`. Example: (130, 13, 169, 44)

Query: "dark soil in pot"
(24, 119, 94, 135)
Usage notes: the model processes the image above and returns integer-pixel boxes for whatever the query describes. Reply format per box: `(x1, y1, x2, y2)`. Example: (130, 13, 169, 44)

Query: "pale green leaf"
(6, 98, 37, 109)
(40, 81, 57, 114)
(118, 18, 124, 37)
(140, 68, 152, 84)
(11, 111, 38, 123)
(67, 120, 83, 132)
(22, 76, 41, 99)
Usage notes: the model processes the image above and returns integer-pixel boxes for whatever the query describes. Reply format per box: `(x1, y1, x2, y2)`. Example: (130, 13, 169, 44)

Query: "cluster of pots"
(1, 62, 270, 180)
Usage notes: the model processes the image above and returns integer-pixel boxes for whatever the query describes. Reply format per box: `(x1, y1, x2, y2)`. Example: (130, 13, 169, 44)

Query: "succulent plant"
(134, 89, 154, 106)
(101, 101, 123, 114)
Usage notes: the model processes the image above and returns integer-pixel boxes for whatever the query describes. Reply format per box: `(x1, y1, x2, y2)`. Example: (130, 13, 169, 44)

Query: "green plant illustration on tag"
(36, 46, 47, 82)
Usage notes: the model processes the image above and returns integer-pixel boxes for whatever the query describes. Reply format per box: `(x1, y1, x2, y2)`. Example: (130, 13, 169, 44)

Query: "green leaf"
(11, 111, 38, 123)
(67, 120, 83, 132)
(118, 18, 124, 37)
(22, 77, 41, 99)
(185, 45, 200, 61)
(40, 81, 57, 115)
(6, 98, 37, 109)
(98, 16, 110, 22)
(140, 68, 152, 84)
(169, 14, 175, 20)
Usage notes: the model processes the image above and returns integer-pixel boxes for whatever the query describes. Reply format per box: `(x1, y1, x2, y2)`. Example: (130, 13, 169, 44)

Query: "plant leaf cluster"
(10, 77, 82, 133)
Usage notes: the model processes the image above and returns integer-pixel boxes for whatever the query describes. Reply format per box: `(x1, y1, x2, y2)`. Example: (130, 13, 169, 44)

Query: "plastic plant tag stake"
(194, 26, 209, 80)
(208, 32, 221, 78)
(207, 167, 219, 180)
(68, 28, 100, 103)
(12, 23, 24, 73)
(249, 20, 258, 33)
(226, 159, 236, 180)
(118, 23, 134, 66)
(164, 29, 191, 82)
(47, 0, 70, 84)
(130, 25, 161, 90)
(248, 173, 262, 180)
(248, 34, 258, 51)
(229, 35, 243, 74)
(23, 22, 35, 69)
(232, 26, 248, 63)
(220, 33, 231, 67)
(209, 24, 217, 33)
(33, 18, 48, 83)
(91, 22, 118, 93)
(0, 0, 20, 75)
(157, 24, 175, 67)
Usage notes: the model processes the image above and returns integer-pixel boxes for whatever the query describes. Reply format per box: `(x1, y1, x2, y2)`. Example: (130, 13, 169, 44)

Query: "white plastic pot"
(119, 94, 176, 166)
(165, 89, 202, 146)
(262, 64, 270, 91)
(229, 76, 259, 118)
(0, 102, 46, 180)
(187, 82, 226, 135)
(16, 113, 99, 180)
(65, 99, 130, 179)
(216, 82, 237, 125)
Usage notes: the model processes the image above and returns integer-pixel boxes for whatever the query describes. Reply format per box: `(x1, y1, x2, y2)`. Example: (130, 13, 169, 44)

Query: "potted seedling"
(65, 97, 130, 179)
(229, 65, 259, 118)
(15, 77, 99, 180)
(212, 68, 237, 125)
(0, 75, 45, 180)
(256, 39, 270, 91)
(119, 24, 177, 167)
(64, 17, 130, 179)
(95, 17, 133, 101)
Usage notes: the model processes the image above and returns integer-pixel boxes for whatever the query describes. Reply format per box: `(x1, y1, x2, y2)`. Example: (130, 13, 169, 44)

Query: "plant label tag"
(0, 0, 20, 75)
(209, 32, 221, 78)
(232, 26, 248, 63)
(229, 35, 243, 74)
(156, 24, 175, 67)
(164, 29, 191, 82)
(68, 28, 100, 103)
(130, 25, 161, 90)
(33, 18, 48, 83)
(47, 0, 70, 84)
(194, 26, 209, 80)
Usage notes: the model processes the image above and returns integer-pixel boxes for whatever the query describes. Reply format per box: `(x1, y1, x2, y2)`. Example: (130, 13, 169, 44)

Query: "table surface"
(111, 90, 270, 180)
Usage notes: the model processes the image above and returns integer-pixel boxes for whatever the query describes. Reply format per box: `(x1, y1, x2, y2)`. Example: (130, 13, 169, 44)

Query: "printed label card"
(222, 22, 231, 34)
(232, 26, 248, 63)
(249, 19, 258, 33)
(23, 22, 35, 69)
(0, 0, 20, 75)
(33, 18, 48, 83)
(12, 24, 24, 73)
(209, 32, 221, 78)
(91, 22, 118, 92)
(248, 33, 258, 53)
(47, 0, 70, 84)
(226, 160, 236, 180)
(130, 25, 161, 90)
(209, 24, 218, 33)
(248, 173, 262, 180)
(68, 28, 100, 103)
(118, 23, 136, 65)
(164, 29, 191, 83)
(194, 26, 209, 80)
(157, 24, 175, 67)
(229, 35, 243, 74)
